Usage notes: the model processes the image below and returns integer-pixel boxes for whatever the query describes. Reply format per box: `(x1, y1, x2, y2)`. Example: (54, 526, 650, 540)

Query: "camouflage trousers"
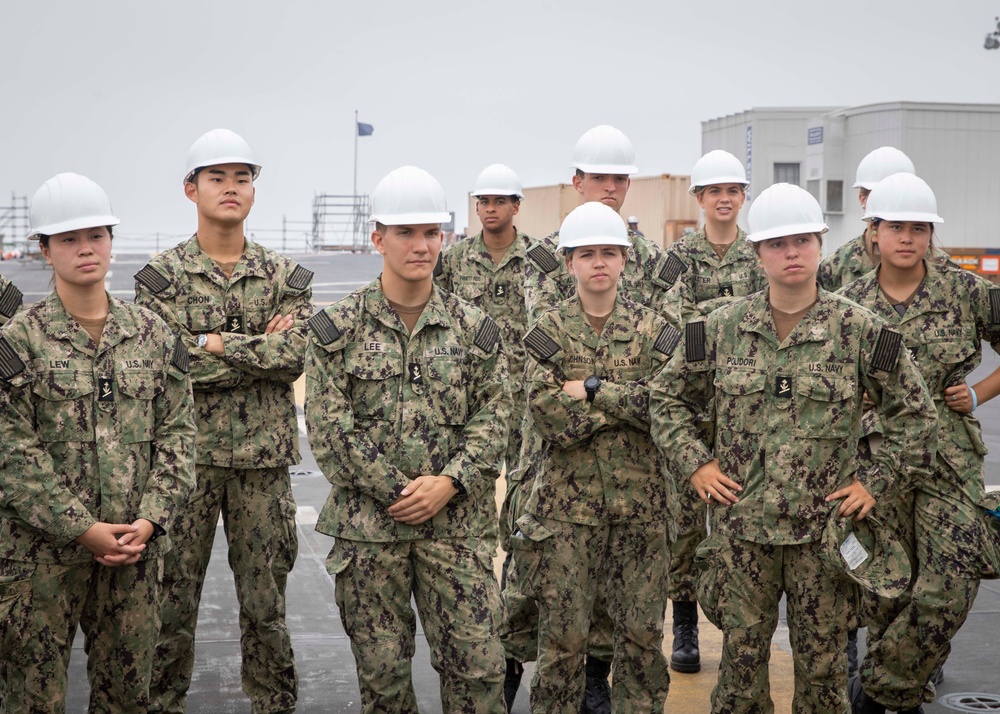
(667, 475, 707, 602)
(516, 515, 670, 714)
(499, 468, 614, 665)
(702, 535, 855, 714)
(0, 557, 161, 714)
(326, 536, 506, 714)
(862, 458, 983, 711)
(151, 465, 298, 714)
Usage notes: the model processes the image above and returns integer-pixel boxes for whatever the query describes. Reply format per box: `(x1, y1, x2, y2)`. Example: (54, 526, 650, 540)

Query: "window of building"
(826, 180, 844, 214)
(774, 163, 800, 186)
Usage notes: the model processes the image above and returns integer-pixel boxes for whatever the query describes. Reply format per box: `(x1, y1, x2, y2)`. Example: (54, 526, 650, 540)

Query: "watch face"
(585, 375, 600, 390)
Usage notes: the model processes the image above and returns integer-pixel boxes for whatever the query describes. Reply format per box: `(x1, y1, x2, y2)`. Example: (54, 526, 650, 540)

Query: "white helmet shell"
(28, 173, 120, 238)
(746, 183, 829, 243)
(370, 166, 451, 226)
(689, 150, 749, 195)
(184, 128, 261, 184)
(853, 147, 915, 190)
(471, 164, 524, 198)
(557, 202, 631, 253)
(863, 173, 943, 224)
(571, 125, 637, 175)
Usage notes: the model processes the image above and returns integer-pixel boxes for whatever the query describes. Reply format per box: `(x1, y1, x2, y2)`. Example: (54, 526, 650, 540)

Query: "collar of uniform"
(560, 296, 633, 347)
(738, 287, 829, 347)
(365, 279, 452, 333)
(183, 234, 269, 283)
(694, 228, 750, 265)
(40, 291, 135, 354)
(874, 259, 944, 322)
(468, 230, 530, 270)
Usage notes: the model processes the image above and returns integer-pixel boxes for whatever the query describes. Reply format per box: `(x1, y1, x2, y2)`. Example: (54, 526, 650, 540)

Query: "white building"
(701, 102, 1000, 275)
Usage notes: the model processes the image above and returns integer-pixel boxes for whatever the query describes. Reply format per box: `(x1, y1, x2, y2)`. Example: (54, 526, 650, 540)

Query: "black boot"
(898, 707, 925, 714)
(504, 658, 523, 712)
(847, 627, 859, 679)
(670, 600, 701, 673)
(580, 656, 612, 714)
(848, 676, 886, 714)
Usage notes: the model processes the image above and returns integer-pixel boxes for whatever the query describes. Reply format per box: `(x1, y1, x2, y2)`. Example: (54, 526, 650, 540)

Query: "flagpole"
(353, 109, 358, 209)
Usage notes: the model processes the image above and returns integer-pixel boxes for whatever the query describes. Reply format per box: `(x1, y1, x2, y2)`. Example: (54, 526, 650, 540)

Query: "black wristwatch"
(584, 375, 601, 403)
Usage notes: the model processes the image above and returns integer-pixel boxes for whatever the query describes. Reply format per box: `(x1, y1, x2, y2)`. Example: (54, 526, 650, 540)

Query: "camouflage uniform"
(0, 292, 195, 713)
(134, 236, 312, 714)
(517, 295, 677, 713)
(505, 229, 677, 666)
(0, 274, 23, 327)
(818, 232, 957, 291)
(434, 229, 533, 548)
(305, 279, 511, 714)
(661, 228, 766, 605)
(839, 262, 1000, 710)
(650, 288, 938, 713)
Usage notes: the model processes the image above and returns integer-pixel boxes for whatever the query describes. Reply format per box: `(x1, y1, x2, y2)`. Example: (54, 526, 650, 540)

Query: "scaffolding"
(0, 193, 29, 257)
(311, 194, 370, 252)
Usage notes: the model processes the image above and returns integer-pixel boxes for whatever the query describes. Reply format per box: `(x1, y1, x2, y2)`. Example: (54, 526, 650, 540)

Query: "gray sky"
(1, 1, 998, 251)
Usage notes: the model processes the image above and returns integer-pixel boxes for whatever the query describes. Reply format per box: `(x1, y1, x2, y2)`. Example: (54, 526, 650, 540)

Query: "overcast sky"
(1, 1, 998, 251)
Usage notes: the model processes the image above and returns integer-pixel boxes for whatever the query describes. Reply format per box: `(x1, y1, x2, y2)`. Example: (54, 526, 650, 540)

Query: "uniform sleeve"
(433, 251, 452, 293)
(137, 332, 197, 532)
(649, 320, 717, 480)
(135, 265, 245, 390)
(524, 241, 573, 322)
(220, 268, 313, 383)
(438, 331, 512, 499)
(304, 329, 410, 505)
(0, 334, 97, 543)
(858, 317, 938, 499)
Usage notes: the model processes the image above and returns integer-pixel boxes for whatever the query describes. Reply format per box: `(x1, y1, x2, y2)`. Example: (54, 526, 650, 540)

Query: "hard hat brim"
(746, 223, 829, 243)
(863, 211, 943, 224)
(471, 188, 524, 198)
(571, 163, 637, 175)
(369, 211, 453, 226)
(28, 214, 121, 239)
(688, 179, 751, 196)
(184, 159, 262, 184)
(557, 236, 632, 253)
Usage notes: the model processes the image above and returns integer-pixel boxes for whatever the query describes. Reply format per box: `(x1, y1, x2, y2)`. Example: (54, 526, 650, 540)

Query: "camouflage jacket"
(0, 274, 23, 327)
(134, 236, 313, 468)
(522, 229, 676, 322)
(650, 288, 938, 545)
(839, 262, 1000, 485)
(0, 293, 195, 564)
(818, 232, 958, 292)
(305, 279, 511, 542)
(523, 296, 679, 525)
(663, 228, 766, 323)
(435, 230, 533, 377)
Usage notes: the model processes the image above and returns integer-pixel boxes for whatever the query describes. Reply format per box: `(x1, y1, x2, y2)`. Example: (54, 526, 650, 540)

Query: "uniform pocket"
(427, 357, 469, 426)
(117, 370, 160, 443)
(345, 345, 402, 420)
(32, 371, 95, 442)
(511, 513, 555, 601)
(794, 373, 856, 438)
(715, 368, 767, 435)
(0, 560, 35, 663)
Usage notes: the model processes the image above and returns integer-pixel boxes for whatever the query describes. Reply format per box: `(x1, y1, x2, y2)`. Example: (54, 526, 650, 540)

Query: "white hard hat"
(471, 163, 524, 198)
(28, 173, 120, 238)
(863, 173, 943, 224)
(557, 202, 631, 253)
(571, 125, 637, 175)
(688, 150, 749, 195)
(746, 183, 829, 243)
(370, 166, 451, 226)
(627, 215, 639, 224)
(853, 147, 915, 190)
(184, 128, 261, 184)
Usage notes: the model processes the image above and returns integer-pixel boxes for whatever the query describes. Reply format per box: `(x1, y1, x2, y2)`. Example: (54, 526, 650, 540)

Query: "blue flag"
(357, 122, 374, 137)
